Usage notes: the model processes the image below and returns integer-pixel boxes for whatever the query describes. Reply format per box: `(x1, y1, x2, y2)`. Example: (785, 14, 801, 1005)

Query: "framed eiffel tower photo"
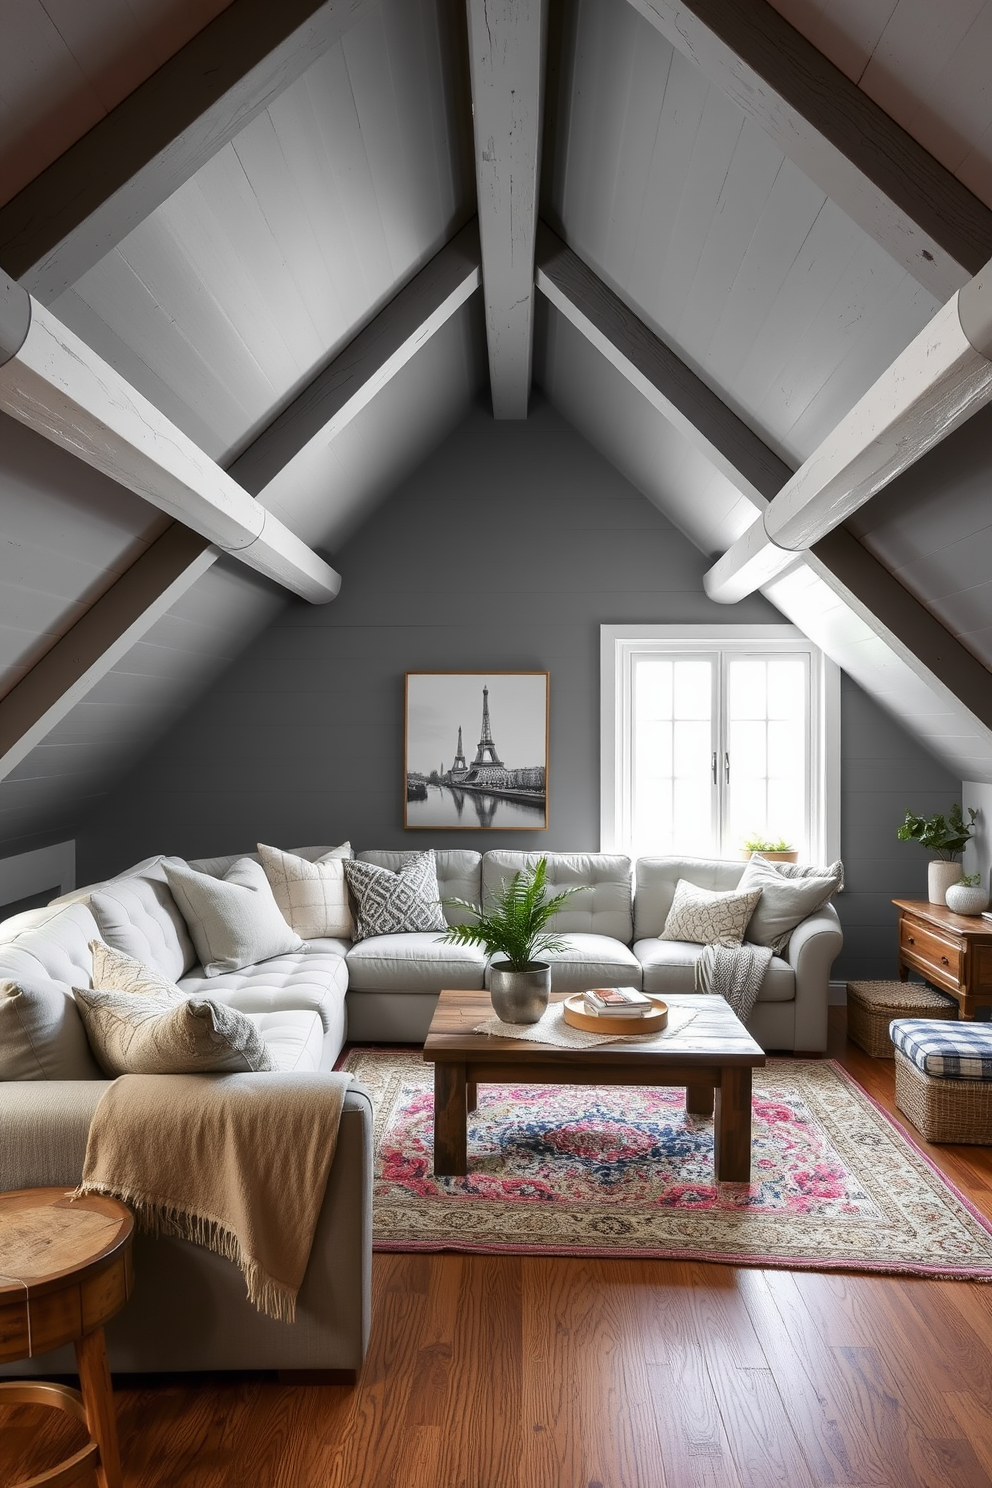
(404, 672, 549, 830)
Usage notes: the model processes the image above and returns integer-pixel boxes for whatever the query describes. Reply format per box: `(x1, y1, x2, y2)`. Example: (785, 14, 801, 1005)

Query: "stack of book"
(582, 986, 653, 1018)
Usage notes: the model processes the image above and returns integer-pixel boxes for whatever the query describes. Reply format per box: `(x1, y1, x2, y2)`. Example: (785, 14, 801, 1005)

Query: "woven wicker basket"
(894, 1047, 992, 1144)
(847, 980, 957, 1059)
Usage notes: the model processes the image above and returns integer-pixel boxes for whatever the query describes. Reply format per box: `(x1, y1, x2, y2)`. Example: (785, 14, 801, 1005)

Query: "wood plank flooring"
(5, 1007, 992, 1488)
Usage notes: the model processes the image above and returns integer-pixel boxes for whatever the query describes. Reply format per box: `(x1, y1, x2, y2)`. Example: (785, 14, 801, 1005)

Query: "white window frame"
(601, 625, 840, 865)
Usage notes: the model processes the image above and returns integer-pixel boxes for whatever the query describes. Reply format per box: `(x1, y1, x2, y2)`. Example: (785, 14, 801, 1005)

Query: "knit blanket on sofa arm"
(75, 1069, 352, 1322)
(694, 942, 773, 1026)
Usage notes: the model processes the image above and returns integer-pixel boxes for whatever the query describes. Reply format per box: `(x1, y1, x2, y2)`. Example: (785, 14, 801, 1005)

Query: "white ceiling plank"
(625, 0, 992, 298)
(0, 0, 379, 304)
(0, 280, 341, 605)
(467, 0, 548, 418)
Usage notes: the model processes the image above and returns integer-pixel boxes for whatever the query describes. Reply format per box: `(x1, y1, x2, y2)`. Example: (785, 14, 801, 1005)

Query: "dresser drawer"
(899, 918, 963, 984)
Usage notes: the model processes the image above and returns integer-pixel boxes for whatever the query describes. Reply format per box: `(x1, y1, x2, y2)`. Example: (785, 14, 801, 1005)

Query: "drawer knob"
(942, 956, 949, 965)
(908, 936, 915, 945)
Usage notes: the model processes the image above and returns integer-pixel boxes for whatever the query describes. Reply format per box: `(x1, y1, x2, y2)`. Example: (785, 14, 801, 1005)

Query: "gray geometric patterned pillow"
(343, 852, 447, 942)
(660, 878, 761, 948)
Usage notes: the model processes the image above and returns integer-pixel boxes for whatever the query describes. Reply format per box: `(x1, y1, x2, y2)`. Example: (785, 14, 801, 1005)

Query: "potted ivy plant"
(896, 803, 978, 905)
(440, 857, 580, 1023)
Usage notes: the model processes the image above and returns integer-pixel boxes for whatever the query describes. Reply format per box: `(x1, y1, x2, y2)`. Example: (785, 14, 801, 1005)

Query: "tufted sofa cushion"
(347, 932, 487, 993)
(357, 850, 481, 927)
(89, 861, 195, 981)
(482, 852, 633, 942)
(634, 938, 796, 1000)
(633, 857, 748, 940)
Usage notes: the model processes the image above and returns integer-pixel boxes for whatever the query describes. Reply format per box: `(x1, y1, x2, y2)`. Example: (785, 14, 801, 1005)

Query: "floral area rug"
(342, 1047, 992, 1278)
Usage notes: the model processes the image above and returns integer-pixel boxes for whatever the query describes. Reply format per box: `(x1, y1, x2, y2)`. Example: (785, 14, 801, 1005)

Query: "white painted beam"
(0, 228, 482, 780)
(536, 223, 791, 505)
(0, 0, 377, 305)
(625, 0, 992, 300)
(467, 0, 548, 419)
(0, 273, 340, 604)
(705, 262, 992, 605)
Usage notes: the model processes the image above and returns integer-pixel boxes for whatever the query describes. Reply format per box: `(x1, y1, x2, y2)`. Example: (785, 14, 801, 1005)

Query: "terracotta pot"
(928, 860, 964, 906)
(740, 849, 799, 864)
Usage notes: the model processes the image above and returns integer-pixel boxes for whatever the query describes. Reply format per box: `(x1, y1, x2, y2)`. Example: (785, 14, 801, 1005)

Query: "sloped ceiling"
(2, 0, 992, 857)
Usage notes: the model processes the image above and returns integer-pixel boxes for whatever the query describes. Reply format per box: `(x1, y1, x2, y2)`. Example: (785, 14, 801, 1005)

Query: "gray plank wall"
(73, 397, 958, 977)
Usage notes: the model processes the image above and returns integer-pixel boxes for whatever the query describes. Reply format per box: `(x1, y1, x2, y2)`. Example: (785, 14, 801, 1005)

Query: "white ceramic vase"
(945, 881, 990, 916)
(928, 860, 965, 906)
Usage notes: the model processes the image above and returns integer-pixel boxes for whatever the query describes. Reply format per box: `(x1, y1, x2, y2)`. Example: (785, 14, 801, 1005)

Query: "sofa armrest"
(782, 904, 843, 1052)
(0, 1079, 112, 1190)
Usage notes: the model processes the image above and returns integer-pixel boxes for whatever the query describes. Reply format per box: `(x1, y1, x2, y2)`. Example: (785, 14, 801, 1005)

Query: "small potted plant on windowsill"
(740, 836, 799, 864)
(896, 803, 979, 905)
(440, 857, 580, 1024)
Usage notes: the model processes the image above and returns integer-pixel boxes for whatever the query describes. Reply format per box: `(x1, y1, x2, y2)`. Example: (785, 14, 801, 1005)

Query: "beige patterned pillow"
(73, 985, 275, 1076)
(660, 879, 761, 947)
(257, 843, 353, 940)
(90, 940, 185, 1000)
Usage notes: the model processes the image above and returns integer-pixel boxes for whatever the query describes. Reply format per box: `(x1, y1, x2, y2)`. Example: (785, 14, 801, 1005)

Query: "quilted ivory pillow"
(73, 985, 275, 1076)
(737, 854, 844, 952)
(343, 851, 447, 943)
(660, 879, 761, 948)
(257, 842, 353, 940)
(164, 858, 304, 976)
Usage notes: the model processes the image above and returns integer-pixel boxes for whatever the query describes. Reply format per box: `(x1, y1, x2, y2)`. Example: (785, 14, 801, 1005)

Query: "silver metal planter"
(489, 961, 551, 1024)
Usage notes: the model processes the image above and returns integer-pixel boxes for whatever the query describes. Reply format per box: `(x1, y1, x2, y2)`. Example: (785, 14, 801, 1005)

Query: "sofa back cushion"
(482, 852, 633, 942)
(89, 861, 196, 981)
(634, 858, 746, 939)
(358, 850, 482, 928)
(0, 967, 102, 1079)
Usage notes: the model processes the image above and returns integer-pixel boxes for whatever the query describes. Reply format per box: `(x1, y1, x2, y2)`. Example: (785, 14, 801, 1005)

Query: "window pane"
(673, 661, 711, 719)
(635, 660, 673, 719)
(673, 720, 712, 778)
(630, 655, 716, 855)
(728, 660, 766, 720)
(767, 658, 806, 720)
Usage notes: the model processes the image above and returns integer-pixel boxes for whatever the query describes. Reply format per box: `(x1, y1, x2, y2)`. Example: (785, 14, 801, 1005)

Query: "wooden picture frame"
(405, 672, 549, 830)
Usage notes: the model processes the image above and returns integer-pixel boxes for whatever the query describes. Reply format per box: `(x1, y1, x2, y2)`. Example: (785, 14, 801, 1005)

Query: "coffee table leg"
(714, 1066, 753, 1183)
(433, 1062, 468, 1176)
(75, 1327, 123, 1488)
(686, 1082, 714, 1116)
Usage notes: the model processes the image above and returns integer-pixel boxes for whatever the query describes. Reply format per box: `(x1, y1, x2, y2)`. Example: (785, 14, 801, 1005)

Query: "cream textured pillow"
(73, 985, 275, 1075)
(164, 858, 304, 976)
(257, 843, 353, 940)
(90, 940, 186, 1000)
(660, 879, 761, 947)
(738, 855, 844, 952)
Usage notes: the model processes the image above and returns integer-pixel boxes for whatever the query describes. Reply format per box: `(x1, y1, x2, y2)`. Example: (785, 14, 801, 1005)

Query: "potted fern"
(440, 857, 580, 1023)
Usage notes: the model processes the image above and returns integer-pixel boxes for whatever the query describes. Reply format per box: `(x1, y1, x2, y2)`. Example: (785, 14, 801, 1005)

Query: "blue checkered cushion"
(890, 1019, 992, 1080)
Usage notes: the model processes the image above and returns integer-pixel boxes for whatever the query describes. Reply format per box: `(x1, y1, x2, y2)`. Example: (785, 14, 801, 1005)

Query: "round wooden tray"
(562, 994, 668, 1036)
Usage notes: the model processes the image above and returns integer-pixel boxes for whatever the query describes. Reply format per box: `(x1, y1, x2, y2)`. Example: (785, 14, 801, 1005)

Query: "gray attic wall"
(73, 397, 958, 978)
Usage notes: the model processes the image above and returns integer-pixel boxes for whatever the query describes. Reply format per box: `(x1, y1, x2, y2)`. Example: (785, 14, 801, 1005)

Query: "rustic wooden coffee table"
(422, 990, 766, 1182)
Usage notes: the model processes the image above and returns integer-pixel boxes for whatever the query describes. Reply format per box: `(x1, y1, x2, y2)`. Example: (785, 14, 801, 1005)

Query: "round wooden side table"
(0, 1187, 133, 1488)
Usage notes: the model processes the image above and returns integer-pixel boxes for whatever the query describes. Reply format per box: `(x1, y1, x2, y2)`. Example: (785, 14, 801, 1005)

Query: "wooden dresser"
(893, 899, 992, 1020)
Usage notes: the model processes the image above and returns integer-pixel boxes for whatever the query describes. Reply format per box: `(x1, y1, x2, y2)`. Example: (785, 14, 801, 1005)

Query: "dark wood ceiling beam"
(627, 0, 992, 299)
(0, 0, 376, 305)
(466, 0, 548, 418)
(536, 223, 791, 504)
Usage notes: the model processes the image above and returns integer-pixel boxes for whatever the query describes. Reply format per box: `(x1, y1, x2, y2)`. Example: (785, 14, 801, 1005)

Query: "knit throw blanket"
(77, 1070, 352, 1322)
(694, 942, 773, 1026)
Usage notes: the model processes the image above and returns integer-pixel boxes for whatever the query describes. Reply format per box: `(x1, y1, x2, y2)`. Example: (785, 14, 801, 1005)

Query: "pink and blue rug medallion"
(343, 1048, 992, 1278)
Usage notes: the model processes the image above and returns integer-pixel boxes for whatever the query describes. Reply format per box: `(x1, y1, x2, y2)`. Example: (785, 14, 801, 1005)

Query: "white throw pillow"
(738, 855, 844, 952)
(660, 879, 761, 948)
(74, 985, 275, 1075)
(164, 858, 304, 976)
(0, 973, 102, 1080)
(257, 842, 353, 940)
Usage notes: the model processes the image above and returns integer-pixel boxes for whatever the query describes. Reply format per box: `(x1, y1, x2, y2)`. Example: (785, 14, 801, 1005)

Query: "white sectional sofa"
(0, 843, 842, 1380)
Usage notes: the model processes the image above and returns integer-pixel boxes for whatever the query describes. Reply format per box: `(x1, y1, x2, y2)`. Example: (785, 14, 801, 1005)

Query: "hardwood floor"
(5, 1009, 992, 1488)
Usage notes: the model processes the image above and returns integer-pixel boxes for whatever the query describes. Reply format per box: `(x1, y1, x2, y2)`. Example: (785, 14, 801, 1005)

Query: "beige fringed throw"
(695, 942, 773, 1026)
(77, 1070, 352, 1322)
